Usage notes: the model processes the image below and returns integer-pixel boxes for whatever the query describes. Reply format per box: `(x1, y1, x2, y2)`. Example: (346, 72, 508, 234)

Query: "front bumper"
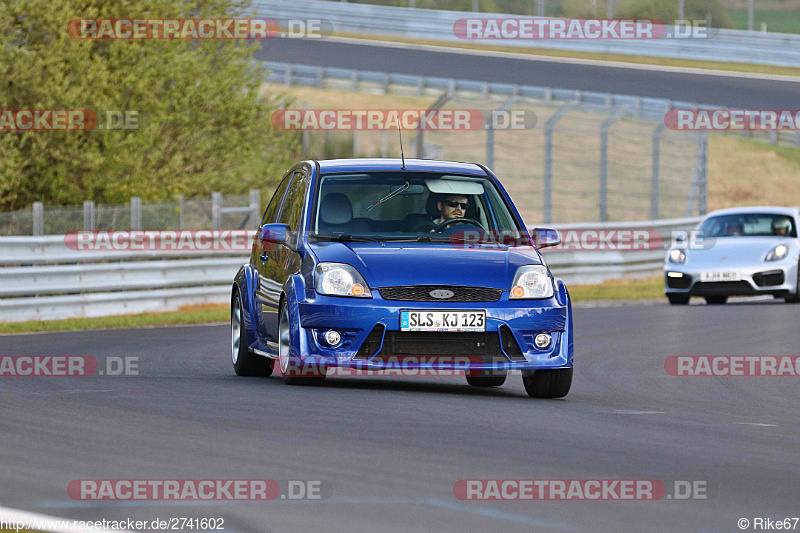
(294, 289, 572, 371)
(664, 261, 797, 297)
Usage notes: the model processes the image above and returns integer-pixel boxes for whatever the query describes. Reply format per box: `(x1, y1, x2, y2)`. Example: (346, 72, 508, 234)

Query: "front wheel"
(667, 293, 690, 305)
(785, 263, 800, 303)
(522, 368, 572, 399)
(277, 300, 326, 385)
(231, 290, 273, 377)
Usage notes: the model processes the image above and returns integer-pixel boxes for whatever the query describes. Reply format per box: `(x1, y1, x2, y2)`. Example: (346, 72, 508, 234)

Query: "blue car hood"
(307, 242, 543, 289)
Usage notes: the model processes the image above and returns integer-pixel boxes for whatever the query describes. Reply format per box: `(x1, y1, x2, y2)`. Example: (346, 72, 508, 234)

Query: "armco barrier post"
(130, 197, 141, 230)
(32, 202, 43, 236)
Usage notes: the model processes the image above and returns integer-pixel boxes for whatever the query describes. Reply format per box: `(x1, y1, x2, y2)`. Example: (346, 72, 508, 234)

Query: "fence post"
(536, 0, 545, 16)
(381, 129, 389, 157)
(352, 130, 359, 157)
(317, 66, 324, 89)
(418, 91, 451, 158)
(651, 123, 666, 220)
(543, 105, 573, 224)
(83, 201, 95, 231)
(179, 195, 184, 230)
(32, 202, 43, 236)
(285, 64, 293, 87)
(212, 192, 222, 230)
(130, 197, 141, 230)
(698, 134, 708, 216)
(486, 121, 495, 170)
(600, 112, 623, 222)
(249, 190, 261, 227)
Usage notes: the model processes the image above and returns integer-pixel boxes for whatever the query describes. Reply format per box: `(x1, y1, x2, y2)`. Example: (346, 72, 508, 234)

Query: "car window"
(700, 213, 797, 237)
(261, 172, 293, 226)
(277, 170, 309, 232)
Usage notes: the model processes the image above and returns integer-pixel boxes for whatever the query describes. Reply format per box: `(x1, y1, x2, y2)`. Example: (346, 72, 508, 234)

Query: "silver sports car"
(664, 206, 800, 305)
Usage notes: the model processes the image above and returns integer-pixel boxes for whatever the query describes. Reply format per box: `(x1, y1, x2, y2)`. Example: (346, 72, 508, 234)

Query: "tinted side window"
(277, 171, 309, 232)
(261, 173, 293, 225)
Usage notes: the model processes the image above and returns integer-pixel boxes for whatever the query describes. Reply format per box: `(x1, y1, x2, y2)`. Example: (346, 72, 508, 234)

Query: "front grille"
(690, 281, 754, 295)
(354, 325, 385, 359)
(499, 326, 526, 361)
(753, 270, 785, 287)
(371, 331, 509, 363)
(665, 273, 692, 289)
(378, 285, 503, 302)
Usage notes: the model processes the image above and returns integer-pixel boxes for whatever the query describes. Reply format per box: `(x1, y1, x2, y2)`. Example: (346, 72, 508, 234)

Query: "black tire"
(466, 371, 507, 387)
(522, 368, 572, 399)
(231, 289, 273, 377)
(785, 264, 800, 303)
(278, 300, 326, 385)
(667, 293, 690, 305)
(704, 296, 728, 305)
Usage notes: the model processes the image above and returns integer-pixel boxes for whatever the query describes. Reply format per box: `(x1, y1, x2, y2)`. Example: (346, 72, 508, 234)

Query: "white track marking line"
(611, 410, 666, 414)
(324, 36, 800, 82)
(736, 422, 777, 427)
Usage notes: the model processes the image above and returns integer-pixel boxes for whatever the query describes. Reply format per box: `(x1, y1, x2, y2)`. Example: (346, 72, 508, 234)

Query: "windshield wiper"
(366, 181, 410, 211)
(311, 234, 379, 242)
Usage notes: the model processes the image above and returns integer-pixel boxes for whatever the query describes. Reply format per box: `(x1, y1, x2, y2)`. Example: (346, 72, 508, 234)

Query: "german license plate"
(700, 271, 742, 282)
(400, 310, 486, 332)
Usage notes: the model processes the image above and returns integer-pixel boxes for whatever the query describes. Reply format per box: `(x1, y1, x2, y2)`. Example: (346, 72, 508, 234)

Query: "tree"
(0, 0, 300, 210)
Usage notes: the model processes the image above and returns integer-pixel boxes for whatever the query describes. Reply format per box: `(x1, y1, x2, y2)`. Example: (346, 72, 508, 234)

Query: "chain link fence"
(0, 193, 260, 236)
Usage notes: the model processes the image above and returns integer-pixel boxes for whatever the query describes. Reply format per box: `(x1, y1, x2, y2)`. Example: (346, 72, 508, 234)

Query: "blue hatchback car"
(230, 159, 573, 398)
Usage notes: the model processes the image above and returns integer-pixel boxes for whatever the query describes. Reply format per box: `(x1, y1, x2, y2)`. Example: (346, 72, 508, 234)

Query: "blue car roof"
(315, 158, 488, 176)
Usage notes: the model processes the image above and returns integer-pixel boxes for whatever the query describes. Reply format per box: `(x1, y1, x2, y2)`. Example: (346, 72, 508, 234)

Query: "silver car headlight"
(510, 265, 553, 299)
(315, 263, 372, 297)
(668, 249, 687, 264)
(765, 244, 789, 262)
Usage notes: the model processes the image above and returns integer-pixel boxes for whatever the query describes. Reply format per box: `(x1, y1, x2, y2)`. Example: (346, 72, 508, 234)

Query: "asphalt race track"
(2, 301, 799, 532)
(256, 37, 800, 109)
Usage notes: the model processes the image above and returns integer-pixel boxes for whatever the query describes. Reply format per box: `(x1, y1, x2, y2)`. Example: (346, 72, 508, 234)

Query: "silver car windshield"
(699, 213, 797, 238)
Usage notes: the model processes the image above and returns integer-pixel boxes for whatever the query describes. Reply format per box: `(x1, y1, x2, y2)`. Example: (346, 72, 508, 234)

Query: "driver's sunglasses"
(444, 200, 469, 209)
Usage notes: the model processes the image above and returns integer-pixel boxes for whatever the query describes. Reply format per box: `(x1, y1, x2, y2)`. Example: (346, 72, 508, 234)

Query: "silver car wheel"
(279, 303, 291, 374)
(231, 296, 241, 365)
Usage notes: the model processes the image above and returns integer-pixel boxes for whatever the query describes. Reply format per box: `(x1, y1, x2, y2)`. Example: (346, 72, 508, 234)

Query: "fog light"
(534, 333, 551, 349)
(667, 272, 683, 278)
(324, 330, 342, 347)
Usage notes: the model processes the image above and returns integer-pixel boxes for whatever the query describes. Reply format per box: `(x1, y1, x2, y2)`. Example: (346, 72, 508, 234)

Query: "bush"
(0, 0, 301, 211)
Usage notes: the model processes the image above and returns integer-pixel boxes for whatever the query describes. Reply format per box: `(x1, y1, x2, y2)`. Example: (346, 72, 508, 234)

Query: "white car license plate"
(400, 310, 486, 332)
(700, 271, 742, 282)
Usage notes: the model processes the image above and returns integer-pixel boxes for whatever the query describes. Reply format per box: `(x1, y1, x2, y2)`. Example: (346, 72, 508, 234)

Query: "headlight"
(315, 263, 372, 297)
(510, 265, 553, 299)
(669, 249, 687, 264)
(765, 244, 789, 262)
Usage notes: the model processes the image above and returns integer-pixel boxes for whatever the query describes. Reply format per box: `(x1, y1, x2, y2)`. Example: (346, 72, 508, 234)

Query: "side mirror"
(673, 231, 688, 245)
(533, 227, 561, 248)
(260, 223, 289, 247)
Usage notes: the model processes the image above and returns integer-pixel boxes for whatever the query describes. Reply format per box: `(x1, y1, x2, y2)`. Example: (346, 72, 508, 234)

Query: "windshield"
(309, 172, 526, 243)
(699, 213, 797, 238)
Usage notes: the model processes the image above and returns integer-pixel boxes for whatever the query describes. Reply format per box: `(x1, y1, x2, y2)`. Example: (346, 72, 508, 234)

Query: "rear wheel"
(667, 293, 690, 305)
(704, 296, 728, 305)
(522, 368, 572, 399)
(466, 371, 507, 387)
(278, 300, 326, 385)
(231, 290, 273, 377)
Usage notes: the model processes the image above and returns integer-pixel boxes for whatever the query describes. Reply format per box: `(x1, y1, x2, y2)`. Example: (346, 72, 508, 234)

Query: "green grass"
(728, 8, 800, 33)
(568, 276, 663, 301)
(0, 305, 229, 335)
